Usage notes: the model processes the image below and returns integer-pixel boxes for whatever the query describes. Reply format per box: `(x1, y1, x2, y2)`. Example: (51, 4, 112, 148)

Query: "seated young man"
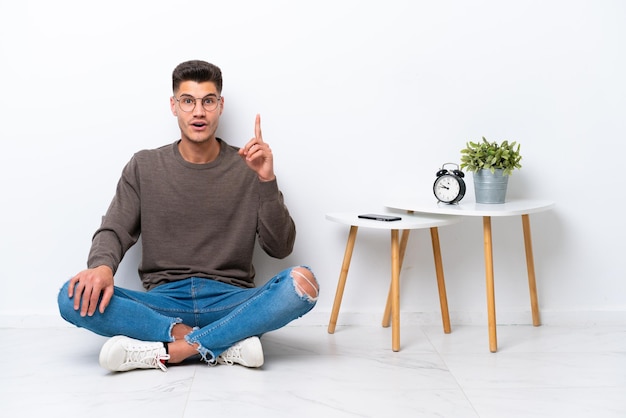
(58, 60, 319, 372)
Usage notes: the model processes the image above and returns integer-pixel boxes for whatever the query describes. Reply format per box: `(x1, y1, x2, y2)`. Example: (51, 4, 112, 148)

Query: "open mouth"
(191, 121, 207, 129)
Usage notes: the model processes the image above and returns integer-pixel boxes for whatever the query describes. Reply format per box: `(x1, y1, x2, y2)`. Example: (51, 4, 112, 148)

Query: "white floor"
(2, 322, 625, 418)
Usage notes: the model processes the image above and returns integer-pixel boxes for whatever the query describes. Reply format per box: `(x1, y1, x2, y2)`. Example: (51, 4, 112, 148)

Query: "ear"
(170, 96, 178, 116)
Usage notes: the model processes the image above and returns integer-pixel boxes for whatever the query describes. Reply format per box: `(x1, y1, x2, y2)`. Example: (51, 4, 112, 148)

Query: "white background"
(1, 0, 624, 326)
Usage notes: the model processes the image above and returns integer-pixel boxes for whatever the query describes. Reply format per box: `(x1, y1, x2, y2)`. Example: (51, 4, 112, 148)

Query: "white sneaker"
(216, 336, 264, 368)
(99, 336, 170, 372)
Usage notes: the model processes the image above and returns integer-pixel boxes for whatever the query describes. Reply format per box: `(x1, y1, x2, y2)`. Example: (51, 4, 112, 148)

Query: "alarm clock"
(433, 163, 466, 204)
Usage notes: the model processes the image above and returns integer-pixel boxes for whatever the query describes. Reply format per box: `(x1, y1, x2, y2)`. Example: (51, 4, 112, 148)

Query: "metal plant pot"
(473, 169, 509, 203)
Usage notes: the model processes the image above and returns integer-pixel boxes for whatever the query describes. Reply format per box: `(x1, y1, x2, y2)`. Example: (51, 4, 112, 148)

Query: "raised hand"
(238, 114, 275, 182)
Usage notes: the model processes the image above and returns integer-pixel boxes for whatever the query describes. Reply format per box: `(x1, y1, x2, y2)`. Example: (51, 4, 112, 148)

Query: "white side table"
(385, 199, 555, 352)
(326, 212, 460, 351)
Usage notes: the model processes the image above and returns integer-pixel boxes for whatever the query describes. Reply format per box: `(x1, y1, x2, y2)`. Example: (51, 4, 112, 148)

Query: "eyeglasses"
(174, 94, 221, 112)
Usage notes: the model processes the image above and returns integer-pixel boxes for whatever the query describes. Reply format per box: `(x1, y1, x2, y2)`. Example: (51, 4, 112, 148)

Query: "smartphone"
(358, 214, 402, 222)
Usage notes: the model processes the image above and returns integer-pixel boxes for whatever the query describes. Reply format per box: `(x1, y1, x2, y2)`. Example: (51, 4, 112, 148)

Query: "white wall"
(1, 0, 625, 327)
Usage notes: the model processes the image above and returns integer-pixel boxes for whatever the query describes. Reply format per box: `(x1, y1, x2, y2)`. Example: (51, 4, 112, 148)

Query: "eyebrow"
(179, 93, 219, 99)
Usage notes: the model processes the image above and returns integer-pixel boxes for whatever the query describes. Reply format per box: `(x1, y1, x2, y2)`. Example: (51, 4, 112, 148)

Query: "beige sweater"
(88, 139, 296, 290)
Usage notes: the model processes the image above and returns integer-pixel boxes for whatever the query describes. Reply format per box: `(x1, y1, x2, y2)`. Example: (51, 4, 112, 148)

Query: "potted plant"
(460, 137, 522, 203)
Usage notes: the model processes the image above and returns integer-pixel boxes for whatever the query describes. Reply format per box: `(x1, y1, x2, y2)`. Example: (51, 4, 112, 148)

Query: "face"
(170, 80, 223, 145)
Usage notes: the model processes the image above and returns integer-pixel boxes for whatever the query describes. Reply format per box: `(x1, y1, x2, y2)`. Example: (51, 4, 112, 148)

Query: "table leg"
(522, 214, 541, 326)
(391, 229, 401, 351)
(483, 216, 498, 353)
(382, 229, 411, 328)
(430, 227, 451, 334)
(328, 225, 358, 334)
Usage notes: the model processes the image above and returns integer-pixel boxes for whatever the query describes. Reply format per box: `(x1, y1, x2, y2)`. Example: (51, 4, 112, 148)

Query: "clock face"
(434, 174, 465, 203)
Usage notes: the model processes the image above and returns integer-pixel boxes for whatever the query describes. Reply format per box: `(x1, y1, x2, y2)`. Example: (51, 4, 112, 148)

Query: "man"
(58, 60, 319, 372)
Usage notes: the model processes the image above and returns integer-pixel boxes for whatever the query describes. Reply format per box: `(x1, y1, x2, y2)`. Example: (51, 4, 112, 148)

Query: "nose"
(192, 98, 206, 116)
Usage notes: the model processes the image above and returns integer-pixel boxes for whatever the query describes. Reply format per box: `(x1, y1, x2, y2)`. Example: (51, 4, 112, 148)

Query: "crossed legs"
(59, 266, 319, 367)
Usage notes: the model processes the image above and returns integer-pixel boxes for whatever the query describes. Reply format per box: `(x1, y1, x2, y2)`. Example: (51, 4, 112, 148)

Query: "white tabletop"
(385, 198, 555, 217)
(326, 212, 460, 230)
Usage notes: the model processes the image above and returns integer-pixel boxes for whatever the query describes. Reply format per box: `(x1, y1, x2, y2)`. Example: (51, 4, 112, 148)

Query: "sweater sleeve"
(256, 178, 296, 259)
(87, 157, 142, 274)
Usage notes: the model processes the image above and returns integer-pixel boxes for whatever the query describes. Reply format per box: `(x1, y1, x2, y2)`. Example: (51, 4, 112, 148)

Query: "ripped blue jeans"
(58, 266, 318, 363)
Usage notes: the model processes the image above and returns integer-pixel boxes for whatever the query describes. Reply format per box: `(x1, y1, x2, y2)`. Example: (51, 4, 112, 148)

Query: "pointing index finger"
(255, 114, 262, 142)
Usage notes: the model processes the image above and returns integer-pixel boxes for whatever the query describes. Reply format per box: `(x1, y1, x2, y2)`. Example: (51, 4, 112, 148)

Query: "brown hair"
(172, 60, 223, 94)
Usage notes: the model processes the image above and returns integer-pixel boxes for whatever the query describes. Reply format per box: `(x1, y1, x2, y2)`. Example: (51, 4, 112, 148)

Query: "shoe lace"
(125, 343, 170, 371)
(218, 343, 242, 365)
